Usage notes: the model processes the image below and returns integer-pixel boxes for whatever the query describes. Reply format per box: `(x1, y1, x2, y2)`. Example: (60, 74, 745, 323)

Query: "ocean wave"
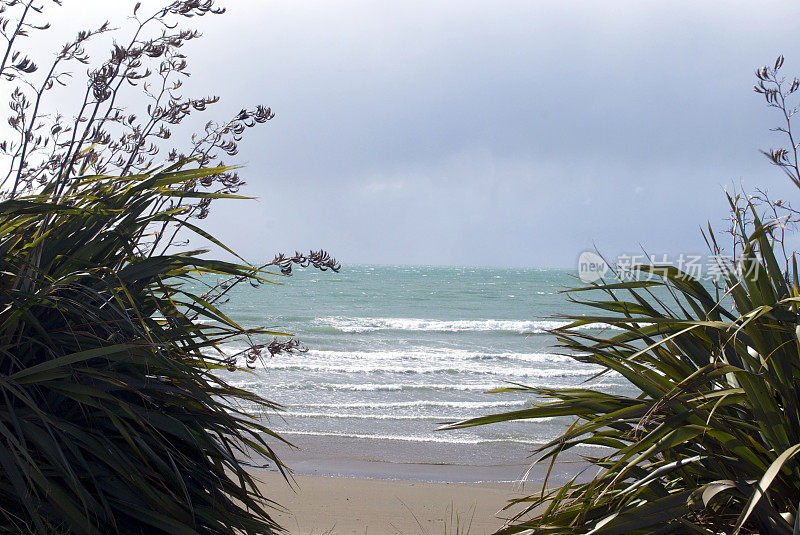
(283, 411, 444, 420)
(215, 346, 578, 366)
(280, 411, 554, 422)
(312, 316, 619, 334)
(286, 400, 529, 409)
(277, 430, 542, 445)
(273, 382, 506, 391)
(260, 362, 600, 378)
(303, 348, 574, 364)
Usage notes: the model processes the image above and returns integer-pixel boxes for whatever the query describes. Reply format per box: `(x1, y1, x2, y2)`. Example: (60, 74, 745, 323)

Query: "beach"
(248, 434, 597, 534)
(256, 473, 518, 534)
(216, 265, 613, 532)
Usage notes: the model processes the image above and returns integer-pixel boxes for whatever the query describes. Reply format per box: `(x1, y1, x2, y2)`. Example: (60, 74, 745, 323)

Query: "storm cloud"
(82, 1, 800, 266)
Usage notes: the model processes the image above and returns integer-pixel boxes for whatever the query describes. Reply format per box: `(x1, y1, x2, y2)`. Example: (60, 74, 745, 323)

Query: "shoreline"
(245, 424, 600, 532)
(248, 437, 597, 534)
(259, 431, 597, 484)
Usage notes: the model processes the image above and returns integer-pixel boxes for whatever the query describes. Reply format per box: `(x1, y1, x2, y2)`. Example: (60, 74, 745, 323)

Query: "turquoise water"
(212, 265, 632, 478)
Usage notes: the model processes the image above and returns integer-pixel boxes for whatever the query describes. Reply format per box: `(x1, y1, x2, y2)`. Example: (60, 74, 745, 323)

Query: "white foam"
(279, 411, 554, 422)
(313, 317, 619, 334)
(303, 348, 574, 364)
(237, 346, 601, 377)
(216, 347, 579, 368)
(272, 383, 507, 392)
(278, 430, 542, 445)
(259, 362, 600, 378)
(287, 400, 529, 409)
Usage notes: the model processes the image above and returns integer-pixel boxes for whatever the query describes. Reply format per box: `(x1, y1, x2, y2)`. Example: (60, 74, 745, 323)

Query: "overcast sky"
(71, 1, 800, 267)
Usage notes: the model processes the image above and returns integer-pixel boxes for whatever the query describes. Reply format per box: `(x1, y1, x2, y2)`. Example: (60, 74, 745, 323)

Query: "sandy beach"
(246, 432, 597, 533)
(255, 472, 522, 534)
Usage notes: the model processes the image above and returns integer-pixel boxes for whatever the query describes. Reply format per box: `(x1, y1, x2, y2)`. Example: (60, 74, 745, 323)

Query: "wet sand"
(259, 431, 589, 484)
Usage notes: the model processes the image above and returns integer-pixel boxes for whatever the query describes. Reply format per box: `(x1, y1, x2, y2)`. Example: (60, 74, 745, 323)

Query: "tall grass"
(0, 165, 293, 533)
(444, 60, 800, 534)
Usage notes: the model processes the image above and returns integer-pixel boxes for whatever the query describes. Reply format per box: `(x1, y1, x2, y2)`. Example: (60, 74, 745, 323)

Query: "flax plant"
(0, 2, 344, 533)
(0, 164, 335, 533)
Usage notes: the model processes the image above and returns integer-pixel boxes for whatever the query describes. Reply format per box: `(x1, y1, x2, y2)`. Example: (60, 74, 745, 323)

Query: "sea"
(212, 265, 633, 482)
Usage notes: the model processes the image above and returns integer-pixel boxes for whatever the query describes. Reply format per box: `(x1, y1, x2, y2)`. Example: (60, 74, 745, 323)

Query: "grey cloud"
(73, 1, 800, 266)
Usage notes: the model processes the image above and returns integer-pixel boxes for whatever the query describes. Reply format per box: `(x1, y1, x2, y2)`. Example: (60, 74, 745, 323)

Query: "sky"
(54, 1, 800, 267)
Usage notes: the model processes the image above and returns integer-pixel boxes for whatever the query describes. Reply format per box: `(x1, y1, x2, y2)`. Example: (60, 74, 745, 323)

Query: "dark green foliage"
(0, 166, 289, 534)
(446, 203, 800, 534)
